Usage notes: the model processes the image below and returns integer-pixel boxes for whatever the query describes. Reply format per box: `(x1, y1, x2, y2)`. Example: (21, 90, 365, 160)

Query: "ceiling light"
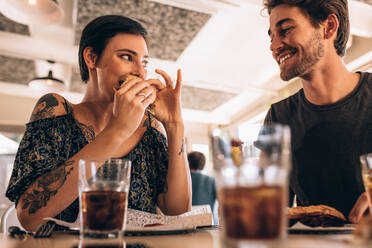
(0, 0, 64, 26)
(29, 70, 66, 92)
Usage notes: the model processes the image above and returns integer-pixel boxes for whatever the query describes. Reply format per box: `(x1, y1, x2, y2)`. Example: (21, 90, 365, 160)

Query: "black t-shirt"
(264, 72, 372, 218)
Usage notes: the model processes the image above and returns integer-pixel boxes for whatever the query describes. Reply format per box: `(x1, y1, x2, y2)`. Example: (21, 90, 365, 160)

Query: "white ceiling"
(0, 0, 372, 129)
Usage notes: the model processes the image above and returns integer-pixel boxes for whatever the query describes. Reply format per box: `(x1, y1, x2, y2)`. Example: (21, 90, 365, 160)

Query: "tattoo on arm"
(62, 99, 73, 114)
(30, 94, 59, 122)
(178, 138, 185, 155)
(22, 161, 75, 214)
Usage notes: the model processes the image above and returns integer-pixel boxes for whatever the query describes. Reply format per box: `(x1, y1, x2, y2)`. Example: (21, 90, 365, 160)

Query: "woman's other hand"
(151, 69, 183, 126)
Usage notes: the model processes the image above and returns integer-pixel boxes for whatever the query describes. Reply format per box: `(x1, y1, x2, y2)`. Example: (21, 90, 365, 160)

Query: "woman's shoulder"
(29, 93, 73, 123)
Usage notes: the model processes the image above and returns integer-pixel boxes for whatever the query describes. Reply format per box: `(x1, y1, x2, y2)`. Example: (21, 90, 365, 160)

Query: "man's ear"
(83, 47, 98, 69)
(323, 13, 339, 40)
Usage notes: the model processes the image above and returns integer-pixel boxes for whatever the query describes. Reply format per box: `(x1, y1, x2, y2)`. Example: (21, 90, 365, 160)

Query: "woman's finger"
(138, 86, 155, 99)
(117, 81, 150, 98)
(142, 91, 156, 107)
(175, 69, 182, 93)
(116, 76, 142, 92)
(146, 79, 165, 90)
(155, 69, 173, 88)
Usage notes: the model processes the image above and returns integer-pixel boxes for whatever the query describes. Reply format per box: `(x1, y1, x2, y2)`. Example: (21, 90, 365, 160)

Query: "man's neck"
(301, 55, 360, 106)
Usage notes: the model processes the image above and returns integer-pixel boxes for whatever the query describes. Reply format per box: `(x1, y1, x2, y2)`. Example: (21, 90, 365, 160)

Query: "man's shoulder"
(360, 71, 372, 86)
(270, 89, 303, 114)
(264, 89, 303, 125)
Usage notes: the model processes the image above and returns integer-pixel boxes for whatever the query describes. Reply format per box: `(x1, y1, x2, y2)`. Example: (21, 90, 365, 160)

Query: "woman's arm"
(150, 69, 192, 215)
(158, 122, 192, 215)
(17, 122, 127, 231)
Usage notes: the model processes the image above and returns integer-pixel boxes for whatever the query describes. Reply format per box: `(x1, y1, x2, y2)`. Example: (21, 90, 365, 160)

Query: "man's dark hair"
(188, 151, 206, 171)
(263, 0, 349, 56)
(78, 15, 148, 82)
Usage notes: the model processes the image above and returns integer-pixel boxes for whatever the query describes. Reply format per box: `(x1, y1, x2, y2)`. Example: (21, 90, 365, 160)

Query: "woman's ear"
(323, 13, 339, 40)
(83, 47, 97, 69)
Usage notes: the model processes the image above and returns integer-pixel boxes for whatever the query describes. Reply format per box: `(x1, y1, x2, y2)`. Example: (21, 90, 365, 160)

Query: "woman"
(6, 15, 192, 231)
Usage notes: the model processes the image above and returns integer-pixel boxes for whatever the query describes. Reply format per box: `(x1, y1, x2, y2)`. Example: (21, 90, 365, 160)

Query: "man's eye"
(120, 54, 132, 61)
(280, 27, 293, 37)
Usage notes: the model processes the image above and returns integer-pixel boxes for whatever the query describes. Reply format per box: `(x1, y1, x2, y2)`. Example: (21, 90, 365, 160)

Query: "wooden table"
(0, 229, 368, 248)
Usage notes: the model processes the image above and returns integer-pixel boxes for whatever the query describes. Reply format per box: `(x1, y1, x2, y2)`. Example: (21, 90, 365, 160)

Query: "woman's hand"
(151, 69, 183, 126)
(109, 77, 156, 137)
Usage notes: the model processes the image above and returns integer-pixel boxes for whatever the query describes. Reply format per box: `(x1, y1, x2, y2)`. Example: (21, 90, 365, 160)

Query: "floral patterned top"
(6, 112, 168, 223)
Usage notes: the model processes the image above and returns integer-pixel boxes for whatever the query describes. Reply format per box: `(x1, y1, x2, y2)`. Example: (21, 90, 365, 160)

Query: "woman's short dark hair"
(188, 151, 206, 171)
(263, 0, 350, 56)
(78, 15, 148, 82)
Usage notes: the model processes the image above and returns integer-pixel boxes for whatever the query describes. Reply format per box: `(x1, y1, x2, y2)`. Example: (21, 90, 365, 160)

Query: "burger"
(288, 205, 347, 227)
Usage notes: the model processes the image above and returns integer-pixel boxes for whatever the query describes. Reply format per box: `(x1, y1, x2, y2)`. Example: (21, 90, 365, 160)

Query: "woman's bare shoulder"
(29, 93, 73, 122)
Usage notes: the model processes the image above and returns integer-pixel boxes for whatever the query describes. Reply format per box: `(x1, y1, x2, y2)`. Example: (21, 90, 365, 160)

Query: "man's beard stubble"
(280, 30, 325, 81)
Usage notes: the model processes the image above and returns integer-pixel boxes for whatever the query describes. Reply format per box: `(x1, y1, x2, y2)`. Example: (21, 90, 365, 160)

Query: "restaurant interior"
(0, 0, 372, 247)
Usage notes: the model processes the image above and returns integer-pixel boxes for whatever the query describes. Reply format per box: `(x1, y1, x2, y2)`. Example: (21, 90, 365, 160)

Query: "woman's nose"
(133, 62, 146, 80)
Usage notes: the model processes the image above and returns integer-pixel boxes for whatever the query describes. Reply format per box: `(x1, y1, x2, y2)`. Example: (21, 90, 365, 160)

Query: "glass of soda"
(360, 153, 372, 212)
(79, 158, 131, 239)
(211, 124, 291, 247)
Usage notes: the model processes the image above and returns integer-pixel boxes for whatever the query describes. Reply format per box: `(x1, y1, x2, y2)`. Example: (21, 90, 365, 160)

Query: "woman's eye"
(120, 54, 132, 61)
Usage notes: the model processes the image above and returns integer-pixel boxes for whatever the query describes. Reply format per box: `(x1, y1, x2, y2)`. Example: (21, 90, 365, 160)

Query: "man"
(187, 151, 217, 223)
(263, 0, 372, 223)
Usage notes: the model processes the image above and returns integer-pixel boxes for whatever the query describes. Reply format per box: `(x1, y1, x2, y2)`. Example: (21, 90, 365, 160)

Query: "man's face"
(268, 5, 325, 81)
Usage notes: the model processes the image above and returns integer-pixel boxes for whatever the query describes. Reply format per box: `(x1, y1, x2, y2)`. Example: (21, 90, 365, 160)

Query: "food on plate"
(288, 205, 347, 227)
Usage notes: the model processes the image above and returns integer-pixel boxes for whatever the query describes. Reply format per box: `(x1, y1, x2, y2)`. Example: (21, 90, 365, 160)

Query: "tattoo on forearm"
(178, 138, 185, 155)
(30, 94, 59, 122)
(22, 161, 75, 214)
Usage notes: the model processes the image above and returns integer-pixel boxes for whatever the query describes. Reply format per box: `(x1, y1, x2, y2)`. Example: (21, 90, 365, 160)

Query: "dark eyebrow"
(268, 18, 294, 36)
(115, 48, 149, 59)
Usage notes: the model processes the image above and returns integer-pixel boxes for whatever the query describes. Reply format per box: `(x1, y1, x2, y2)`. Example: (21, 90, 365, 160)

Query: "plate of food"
(287, 205, 355, 234)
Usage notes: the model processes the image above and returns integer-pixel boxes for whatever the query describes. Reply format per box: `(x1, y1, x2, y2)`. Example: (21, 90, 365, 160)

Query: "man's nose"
(270, 36, 281, 52)
(270, 36, 285, 57)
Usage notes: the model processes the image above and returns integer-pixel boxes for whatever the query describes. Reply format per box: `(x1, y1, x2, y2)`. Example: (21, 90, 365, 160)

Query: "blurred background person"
(188, 151, 217, 224)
